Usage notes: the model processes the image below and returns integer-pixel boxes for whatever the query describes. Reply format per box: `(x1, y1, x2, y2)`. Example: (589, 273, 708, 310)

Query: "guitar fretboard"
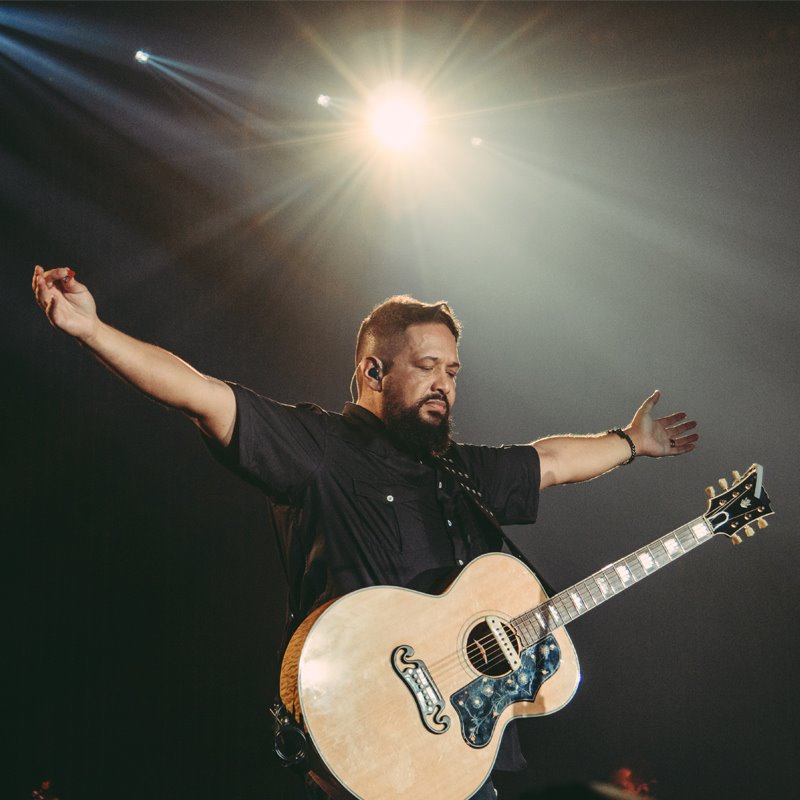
(512, 516, 714, 648)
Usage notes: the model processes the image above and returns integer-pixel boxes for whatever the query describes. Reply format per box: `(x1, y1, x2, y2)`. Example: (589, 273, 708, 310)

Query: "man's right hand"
(32, 265, 99, 342)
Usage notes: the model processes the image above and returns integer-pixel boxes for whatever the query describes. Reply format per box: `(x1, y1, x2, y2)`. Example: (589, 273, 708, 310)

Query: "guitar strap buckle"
(270, 698, 308, 770)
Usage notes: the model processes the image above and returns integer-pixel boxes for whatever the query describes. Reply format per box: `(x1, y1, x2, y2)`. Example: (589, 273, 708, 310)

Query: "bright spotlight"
(367, 82, 426, 152)
(470, 136, 484, 148)
(134, 50, 150, 64)
(317, 94, 331, 108)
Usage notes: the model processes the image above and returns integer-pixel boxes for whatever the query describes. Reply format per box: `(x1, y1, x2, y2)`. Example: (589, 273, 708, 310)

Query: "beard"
(383, 388, 453, 457)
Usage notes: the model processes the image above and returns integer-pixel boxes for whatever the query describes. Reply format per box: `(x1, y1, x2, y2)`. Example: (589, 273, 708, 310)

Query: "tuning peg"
(732, 470, 742, 482)
(718, 477, 729, 490)
(705, 486, 715, 498)
(757, 518, 769, 530)
(731, 533, 743, 545)
(744, 525, 755, 538)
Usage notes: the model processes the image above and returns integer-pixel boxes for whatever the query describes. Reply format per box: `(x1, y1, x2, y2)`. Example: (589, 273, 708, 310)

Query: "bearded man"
(32, 267, 698, 799)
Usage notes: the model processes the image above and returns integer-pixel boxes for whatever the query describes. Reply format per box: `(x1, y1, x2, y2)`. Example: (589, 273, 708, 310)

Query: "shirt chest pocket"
(352, 478, 433, 553)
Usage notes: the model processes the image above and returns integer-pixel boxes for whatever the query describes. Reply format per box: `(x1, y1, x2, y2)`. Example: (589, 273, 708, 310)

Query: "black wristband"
(609, 428, 636, 465)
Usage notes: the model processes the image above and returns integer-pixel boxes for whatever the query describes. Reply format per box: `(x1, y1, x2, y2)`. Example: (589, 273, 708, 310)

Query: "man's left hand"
(627, 390, 699, 458)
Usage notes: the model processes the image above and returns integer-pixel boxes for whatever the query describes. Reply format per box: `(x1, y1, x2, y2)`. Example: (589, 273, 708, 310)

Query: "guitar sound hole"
(465, 621, 519, 677)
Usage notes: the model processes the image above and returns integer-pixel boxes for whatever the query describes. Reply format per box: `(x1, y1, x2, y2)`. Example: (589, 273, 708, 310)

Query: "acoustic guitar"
(280, 464, 774, 799)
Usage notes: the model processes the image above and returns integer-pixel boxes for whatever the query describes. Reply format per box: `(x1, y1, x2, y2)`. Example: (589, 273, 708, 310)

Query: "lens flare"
(367, 82, 426, 152)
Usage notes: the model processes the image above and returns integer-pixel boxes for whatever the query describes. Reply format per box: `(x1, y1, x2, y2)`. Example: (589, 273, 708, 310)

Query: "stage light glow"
(134, 50, 150, 64)
(471, 137, 483, 148)
(367, 82, 426, 152)
(317, 94, 331, 108)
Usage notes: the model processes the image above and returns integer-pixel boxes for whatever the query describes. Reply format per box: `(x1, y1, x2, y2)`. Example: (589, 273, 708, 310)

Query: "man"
(32, 266, 698, 799)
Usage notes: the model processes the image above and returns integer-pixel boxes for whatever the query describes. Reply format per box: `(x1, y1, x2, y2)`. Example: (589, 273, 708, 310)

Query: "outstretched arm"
(32, 265, 236, 446)
(534, 390, 698, 489)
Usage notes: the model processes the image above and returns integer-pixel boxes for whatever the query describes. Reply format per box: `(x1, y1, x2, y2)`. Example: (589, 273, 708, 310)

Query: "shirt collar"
(342, 401, 386, 430)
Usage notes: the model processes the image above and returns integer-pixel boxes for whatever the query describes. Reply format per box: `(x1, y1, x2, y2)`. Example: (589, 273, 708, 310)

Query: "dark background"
(4, 3, 799, 799)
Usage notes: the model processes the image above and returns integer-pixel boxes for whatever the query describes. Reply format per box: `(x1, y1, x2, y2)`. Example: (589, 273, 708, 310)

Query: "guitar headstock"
(703, 464, 774, 544)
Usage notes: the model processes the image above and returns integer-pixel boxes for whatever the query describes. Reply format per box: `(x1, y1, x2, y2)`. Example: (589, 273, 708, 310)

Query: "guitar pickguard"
(451, 635, 561, 748)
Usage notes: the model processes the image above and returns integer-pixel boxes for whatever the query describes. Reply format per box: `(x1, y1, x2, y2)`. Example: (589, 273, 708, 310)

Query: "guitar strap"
(266, 502, 310, 771)
(434, 452, 555, 596)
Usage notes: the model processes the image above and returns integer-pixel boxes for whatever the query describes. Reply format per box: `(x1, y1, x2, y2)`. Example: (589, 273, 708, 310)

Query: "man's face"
(381, 322, 460, 455)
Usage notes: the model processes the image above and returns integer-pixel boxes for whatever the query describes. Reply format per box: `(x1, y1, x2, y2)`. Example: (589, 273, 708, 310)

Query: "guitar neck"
(513, 516, 715, 648)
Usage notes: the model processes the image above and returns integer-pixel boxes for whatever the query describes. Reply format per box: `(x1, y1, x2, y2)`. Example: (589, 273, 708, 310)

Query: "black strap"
(265, 502, 307, 664)
(434, 453, 555, 596)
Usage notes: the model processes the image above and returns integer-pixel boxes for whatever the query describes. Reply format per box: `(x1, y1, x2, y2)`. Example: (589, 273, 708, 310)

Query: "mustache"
(418, 393, 449, 411)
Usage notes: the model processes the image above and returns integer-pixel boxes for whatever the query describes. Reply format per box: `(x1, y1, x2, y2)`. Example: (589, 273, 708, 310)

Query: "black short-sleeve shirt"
(208, 383, 542, 770)
(211, 383, 540, 612)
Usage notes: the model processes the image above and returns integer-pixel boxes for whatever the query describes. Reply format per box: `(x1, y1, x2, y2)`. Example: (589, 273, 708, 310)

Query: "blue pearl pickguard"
(450, 635, 561, 748)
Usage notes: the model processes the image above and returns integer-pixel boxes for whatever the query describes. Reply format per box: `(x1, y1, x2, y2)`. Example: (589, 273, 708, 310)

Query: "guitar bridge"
(391, 645, 451, 734)
(486, 615, 522, 671)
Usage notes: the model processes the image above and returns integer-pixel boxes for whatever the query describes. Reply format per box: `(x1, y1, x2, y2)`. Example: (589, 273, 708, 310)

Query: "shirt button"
(386, 495, 394, 503)
(457, 559, 464, 566)
(446, 519, 453, 527)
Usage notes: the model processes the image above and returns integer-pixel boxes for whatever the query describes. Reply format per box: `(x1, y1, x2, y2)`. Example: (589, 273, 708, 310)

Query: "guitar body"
(280, 552, 580, 800)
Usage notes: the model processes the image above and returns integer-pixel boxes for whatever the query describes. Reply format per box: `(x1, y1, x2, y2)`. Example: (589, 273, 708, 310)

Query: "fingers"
(657, 411, 686, 426)
(669, 433, 699, 456)
(33, 265, 77, 330)
(36, 278, 64, 328)
(33, 265, 74, 290)
(33, 265, 74, 303)
(33, 269, 55, 311)
(664, 414, 698, 456)
(667, 419, 697, 437)
(45, 294, 60, 326)
(34, 265, 60, 284)
(667, 425, 699, 456)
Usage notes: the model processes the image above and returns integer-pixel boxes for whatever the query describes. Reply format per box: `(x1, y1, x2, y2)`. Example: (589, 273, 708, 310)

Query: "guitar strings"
(421, 634, 546, 692)
(425, 511, 734, 681)
(423, 611, 551, 683)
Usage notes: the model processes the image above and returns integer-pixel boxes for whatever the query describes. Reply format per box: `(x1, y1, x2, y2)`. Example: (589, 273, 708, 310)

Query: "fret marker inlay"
(615, 565, 632, 584)
(691, 521, 711, 540)
(637, 552, 655, 571)
(664, 537, 681, 556)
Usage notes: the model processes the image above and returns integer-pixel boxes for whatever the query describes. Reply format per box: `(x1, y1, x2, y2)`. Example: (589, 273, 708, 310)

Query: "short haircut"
(355, 295, 462, 371)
